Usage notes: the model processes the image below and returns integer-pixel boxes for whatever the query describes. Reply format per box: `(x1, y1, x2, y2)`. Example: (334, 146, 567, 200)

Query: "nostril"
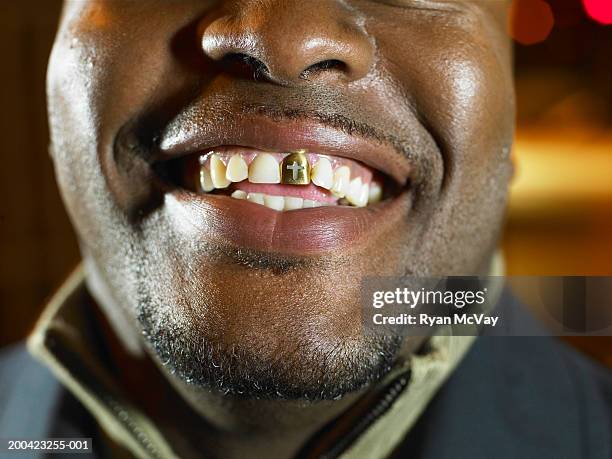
(300, 59, 348, 80)
(221, 53, 271, 80)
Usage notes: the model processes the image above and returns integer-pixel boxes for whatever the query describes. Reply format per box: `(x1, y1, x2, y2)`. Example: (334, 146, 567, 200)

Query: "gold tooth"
(280, 151, 310, 185)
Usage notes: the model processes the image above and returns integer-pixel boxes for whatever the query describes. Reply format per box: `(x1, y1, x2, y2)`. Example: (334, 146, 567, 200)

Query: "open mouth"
(160, 147, 400, 211)
(147, 112, 414, 254)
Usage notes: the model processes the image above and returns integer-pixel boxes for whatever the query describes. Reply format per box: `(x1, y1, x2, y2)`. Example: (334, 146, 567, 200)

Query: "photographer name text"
(372, 312, 498, 327)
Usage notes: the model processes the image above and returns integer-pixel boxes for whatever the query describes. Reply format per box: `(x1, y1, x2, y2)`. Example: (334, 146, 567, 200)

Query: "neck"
(163, 377, 364, 459)
(146, 338, 423, 459)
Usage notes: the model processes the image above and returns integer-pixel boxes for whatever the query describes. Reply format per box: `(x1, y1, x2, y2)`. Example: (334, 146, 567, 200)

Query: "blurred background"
(0, 0, 611, 365)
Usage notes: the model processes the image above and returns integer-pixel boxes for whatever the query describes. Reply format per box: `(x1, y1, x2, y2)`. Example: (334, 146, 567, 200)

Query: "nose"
(199, 0, 375, 85)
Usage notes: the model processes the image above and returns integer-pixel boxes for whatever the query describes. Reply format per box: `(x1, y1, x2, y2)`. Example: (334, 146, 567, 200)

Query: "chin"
(138, 293, 403, 401)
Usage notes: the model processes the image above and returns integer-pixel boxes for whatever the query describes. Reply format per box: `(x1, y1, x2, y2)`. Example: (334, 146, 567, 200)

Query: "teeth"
(311, 158, 333, 190)
(231, 190, 247, 200)
(232, 192, 327, 211)
(346, 177, 364, 207)
(246, 192, 265, 205)
(199, 152, 385, 209)
(331, 166, 350, 197)
(263, 195, 285, 211)
(358, 182, 369, 207)
(226, 155, 248, 182)
(281, 151, 310, 185)
(199, 167, 214, 192)
(369, 182, 382, 204)
(303, 199, 321, 208)
(249, 153, 281, 184)
(344, 178, 370, 207)
(210, 154, 231, 189)
(284, 197, 304, 210)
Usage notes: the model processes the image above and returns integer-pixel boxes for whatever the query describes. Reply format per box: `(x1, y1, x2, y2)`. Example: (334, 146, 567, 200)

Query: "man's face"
(48, 0, 513, 400)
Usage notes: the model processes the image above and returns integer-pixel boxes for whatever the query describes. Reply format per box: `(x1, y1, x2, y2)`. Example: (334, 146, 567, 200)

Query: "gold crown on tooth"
(197, 150, 382, 210)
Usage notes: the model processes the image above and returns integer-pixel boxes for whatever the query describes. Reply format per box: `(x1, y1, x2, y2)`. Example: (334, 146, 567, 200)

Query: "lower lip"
(164, 190, 411, 255)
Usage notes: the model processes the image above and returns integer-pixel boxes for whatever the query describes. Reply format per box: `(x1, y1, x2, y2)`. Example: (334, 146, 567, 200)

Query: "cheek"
(383, 33, 513, 164)
(368, 7, 514, 165)
(47, 4, 178, 245)
(47, 32, 110, 245)
(421, 51, 513, 269)
(423, 52, 514, 196)
(369, 14, 514, 272)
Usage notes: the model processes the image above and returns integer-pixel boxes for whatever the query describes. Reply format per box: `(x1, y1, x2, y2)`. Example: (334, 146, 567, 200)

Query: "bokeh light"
(583, 0, 612, 25)
(508, 0, 555, 45)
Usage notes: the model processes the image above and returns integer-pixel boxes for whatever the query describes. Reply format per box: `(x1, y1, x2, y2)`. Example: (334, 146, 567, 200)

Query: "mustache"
(237, 102, 415, 161)
(118, 80, 428, 185)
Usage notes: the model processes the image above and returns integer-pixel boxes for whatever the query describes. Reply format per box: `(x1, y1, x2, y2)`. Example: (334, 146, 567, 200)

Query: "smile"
(149, 113, 415, 254)
(177, 148, 386, 211)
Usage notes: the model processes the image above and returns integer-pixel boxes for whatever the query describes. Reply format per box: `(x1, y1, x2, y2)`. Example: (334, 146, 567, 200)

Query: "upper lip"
(154, 110, 413, 186)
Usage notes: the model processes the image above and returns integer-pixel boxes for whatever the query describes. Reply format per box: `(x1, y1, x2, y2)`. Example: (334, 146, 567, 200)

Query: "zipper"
(104, 395, 164, 459)
(315, 369, 411, 459)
